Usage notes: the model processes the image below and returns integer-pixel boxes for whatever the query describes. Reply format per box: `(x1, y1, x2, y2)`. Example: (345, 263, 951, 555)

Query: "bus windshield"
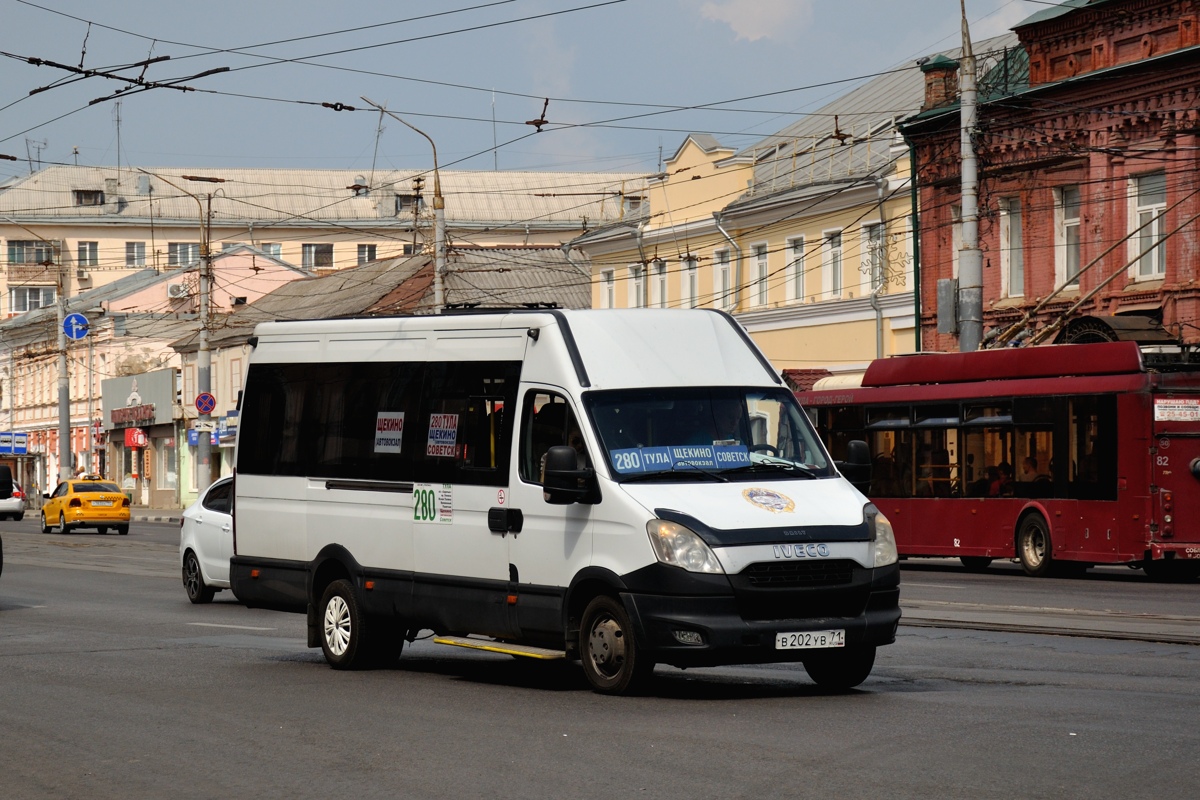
(584, 387, 832, 481)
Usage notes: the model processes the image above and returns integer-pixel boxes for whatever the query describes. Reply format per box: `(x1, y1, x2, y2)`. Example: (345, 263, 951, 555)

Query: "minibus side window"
(519, 391, 586, 484)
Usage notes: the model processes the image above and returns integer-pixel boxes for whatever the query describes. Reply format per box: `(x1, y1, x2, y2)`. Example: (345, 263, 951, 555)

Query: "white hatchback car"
(180, 477, 233, 604)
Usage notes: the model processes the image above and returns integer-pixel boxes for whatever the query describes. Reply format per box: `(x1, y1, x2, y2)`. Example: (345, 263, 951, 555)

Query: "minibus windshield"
(585, 388, 833, 481)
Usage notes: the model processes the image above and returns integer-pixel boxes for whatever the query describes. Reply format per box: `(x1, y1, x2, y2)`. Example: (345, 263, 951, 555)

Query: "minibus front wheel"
(803, 645, 876, 690)
(318, 579, 403, 669)
(580, 595, 654, 695)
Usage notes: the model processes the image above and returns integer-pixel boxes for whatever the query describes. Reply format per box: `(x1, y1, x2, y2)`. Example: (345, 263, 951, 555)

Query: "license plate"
(92, 500, 113, 507)
(775, 630, 845, 650)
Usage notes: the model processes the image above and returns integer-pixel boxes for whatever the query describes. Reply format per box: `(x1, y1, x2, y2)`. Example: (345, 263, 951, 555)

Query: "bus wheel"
(804, 645, 876, 690)
(1017, 515, 1052, 577)
(580, 595, 653, 695)
(319, 579, 371, 669)
(959, 556, 993, 571)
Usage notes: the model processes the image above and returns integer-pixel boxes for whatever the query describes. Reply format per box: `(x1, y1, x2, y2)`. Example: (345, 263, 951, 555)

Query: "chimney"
(920, 55, 960, 111)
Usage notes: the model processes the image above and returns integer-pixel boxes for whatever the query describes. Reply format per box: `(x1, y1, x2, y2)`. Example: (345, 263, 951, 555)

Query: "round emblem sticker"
(742, 488, 795, 514)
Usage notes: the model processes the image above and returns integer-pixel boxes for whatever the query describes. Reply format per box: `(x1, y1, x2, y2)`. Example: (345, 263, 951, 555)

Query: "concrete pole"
(56, 258, 71, 482)
(957, 0, 983, 352)
(197, 194, 213, 495)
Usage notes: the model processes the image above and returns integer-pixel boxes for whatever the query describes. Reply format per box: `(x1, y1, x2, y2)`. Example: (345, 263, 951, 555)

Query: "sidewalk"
(132, 509, 185, 524)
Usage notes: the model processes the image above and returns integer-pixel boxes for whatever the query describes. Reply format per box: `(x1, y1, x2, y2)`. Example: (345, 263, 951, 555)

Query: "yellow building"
(568, 47, 1018, 376)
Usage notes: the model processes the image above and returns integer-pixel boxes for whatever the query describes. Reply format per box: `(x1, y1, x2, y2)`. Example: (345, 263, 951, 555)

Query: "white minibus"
(231, 309, 899, 694)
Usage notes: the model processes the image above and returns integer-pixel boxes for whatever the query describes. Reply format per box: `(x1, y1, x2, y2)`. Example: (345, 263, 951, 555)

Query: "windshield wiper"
(618, 461, 729, 483)
(720, 461, 819, 478)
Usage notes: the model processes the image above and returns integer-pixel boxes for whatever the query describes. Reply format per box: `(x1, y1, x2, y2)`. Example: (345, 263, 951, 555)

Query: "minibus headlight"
(865, 504, 898, 568)
(646, 520, 725, 574)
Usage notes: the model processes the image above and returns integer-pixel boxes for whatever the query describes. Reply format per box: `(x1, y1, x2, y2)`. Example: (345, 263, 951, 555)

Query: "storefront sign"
(101, 369, 177, 430)
(124, 428, 148, 448)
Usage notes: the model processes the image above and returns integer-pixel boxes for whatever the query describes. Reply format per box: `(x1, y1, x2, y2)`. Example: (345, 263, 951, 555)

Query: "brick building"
(901, 0, 1200, 349)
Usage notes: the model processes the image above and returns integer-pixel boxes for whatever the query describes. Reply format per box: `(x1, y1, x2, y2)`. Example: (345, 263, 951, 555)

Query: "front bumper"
(621, 564, 901, 669)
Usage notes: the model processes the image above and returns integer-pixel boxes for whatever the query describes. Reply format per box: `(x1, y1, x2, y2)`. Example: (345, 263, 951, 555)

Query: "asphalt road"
(1, 523, 1199, 799)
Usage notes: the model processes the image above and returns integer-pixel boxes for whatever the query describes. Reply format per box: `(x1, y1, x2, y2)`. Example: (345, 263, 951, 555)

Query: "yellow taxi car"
(40, 475, 131, 535)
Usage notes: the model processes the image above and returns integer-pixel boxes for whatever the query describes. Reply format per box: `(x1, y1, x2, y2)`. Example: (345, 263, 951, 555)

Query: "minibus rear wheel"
(580, 595, 653, 695)
(320, 579, 372, 669)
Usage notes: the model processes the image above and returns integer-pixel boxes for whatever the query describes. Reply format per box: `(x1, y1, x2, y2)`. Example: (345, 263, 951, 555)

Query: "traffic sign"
(194, 420, 217, 432)
(63, 312, 89, 340)
(195, 392, 217, 414)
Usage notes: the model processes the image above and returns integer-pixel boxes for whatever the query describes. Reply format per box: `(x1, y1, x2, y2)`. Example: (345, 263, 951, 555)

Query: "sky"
(0, 0, 1048, 179)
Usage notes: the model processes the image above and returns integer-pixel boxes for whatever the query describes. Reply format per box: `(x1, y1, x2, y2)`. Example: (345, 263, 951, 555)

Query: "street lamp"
(139, 169, 224, 495)
(361, 97, 446, 308)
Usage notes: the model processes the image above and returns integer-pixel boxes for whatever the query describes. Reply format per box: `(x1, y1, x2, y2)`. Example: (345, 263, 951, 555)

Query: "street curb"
(133, 514, 182, 524)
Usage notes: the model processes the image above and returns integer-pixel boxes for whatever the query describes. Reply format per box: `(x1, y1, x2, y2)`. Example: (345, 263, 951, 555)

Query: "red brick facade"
(904, 0, 1200, 350)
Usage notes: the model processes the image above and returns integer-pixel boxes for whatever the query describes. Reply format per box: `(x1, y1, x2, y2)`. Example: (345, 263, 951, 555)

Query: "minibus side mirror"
(542, 445, 597, 505)
(837, 439, 872, 494)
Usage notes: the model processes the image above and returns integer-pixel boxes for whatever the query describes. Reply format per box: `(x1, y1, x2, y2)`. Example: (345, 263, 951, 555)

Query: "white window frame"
(1000, 197, 1024, 298)
(785, 236, 805, 303)
(302, 243, 334, 269)
(168, 242, 200, 268)
(261, 243, 282, 258)
(357, 244, 377, 265)
(651, 260, 668, 308)
(9, 286, 56, 314)
(1055, 186, 1081, 289)
(600, 269, 615, 309)
(629, 264, 646, 308)
(862, 221, 886, 295)
(126, 241, 146, 267)
(1131, 172, 1167, 279)
(77, 241, 98, 268)
(679, 255, 698, 308)
(822, 230, 843, 300)
(751, 243, 769, 307)
(713, 249, 732, 311)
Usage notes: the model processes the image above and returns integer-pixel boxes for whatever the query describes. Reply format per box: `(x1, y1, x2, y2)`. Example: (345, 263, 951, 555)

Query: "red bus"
(800, 341, 1200, 581)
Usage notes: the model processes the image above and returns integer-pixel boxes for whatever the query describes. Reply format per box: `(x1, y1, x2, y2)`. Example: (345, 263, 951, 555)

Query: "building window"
(1001, 197, 1024, 297)
(601, 269, 615, 308)
(395, 194, 424, 215)
(76, 241, 99, 268)
(864, 223, 887, 294)
(1058, 187, 1081, 288)
(7, 240, 54, 265)
(168, 242, 200, 267)
(261, 243, 282, 258)
(752, 244, 769, 306)
(714, 249, 731, 311)
(823, 231, 843, 299)
(623, 195, 643, 215)
(357, 244, 377, 265)
(126, 241, 146, 267)
(682, 256, 698, 309)
(73, 189, 104, 206)
(630, 265, 646, 308)
(786, 237, 804, 302)
(230, 358, 243, 397)
(651, 260, 668, 308)
(9, 286, 56, 314)
(1134, 172, 1167, 278)
(302, 244, 334, 269)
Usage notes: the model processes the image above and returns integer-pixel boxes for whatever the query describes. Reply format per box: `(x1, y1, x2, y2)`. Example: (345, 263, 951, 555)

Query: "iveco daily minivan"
(231, 309, 900, 694)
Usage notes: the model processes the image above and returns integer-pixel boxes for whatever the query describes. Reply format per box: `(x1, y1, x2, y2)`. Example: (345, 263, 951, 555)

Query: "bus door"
(1150, 395, 1200, 548)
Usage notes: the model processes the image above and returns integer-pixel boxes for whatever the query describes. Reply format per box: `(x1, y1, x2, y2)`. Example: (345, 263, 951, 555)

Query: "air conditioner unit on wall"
(167, 282, 189, 299)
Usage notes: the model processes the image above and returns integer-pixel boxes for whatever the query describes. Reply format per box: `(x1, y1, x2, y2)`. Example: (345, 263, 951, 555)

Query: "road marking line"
(903, 582, 965, 589)
(186, 622, 276, 631)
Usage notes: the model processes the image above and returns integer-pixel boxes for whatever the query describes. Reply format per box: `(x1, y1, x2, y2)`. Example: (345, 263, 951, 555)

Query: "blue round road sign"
(195, 392, 217, 414)
(63, 312, 89, 340)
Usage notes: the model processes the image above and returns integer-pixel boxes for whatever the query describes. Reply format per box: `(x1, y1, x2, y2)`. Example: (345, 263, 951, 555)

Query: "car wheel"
(1017, 514, 1055, 577)
(319, 579, 374, 670)
(59, 512, 71, 534)
(183, 551, 216, 604)
(14, 513, 22, 522)
(804, 645, 877, 690)
(40, 511, 51, 534)
(97, 526, 108, 535)
(116, 525, 129, 536)
(579, 594, 654, 695)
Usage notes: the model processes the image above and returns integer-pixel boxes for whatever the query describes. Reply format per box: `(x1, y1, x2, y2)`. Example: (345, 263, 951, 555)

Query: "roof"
(733, 33, 1018, 200)
(181, 246, 592, 351)
(1014, 0, 1104, 29)
(0, 166, 648, 231)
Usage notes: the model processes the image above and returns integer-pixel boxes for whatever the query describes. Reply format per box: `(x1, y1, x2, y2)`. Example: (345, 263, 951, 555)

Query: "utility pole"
(957, 0, 983, 352)
(185, 178, 221, 495)
(148, 169, 223, 495)
(361, 97, 446, 309)
(56, 251, 71, 482)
